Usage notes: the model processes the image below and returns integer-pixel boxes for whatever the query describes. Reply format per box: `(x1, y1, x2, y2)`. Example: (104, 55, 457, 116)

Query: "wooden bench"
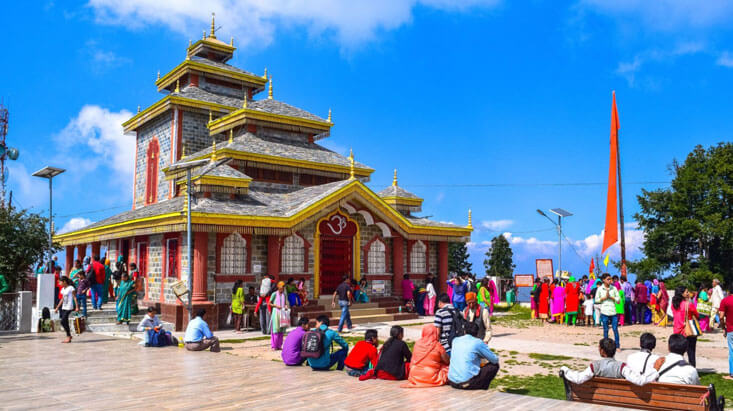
(559, 370, 725, 411)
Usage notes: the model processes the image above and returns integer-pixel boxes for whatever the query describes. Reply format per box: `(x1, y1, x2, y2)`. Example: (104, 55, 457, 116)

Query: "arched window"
(409, 240, 427, 273)
(145, 139, 160, 205)
(367, 240, 386, 274)
(281, 234, 305, 274)
(222, 233, 248, 274)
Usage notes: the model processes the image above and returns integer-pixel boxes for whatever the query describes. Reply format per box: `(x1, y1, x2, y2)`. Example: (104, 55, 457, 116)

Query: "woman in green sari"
(103, 259, 112, 304)
(116, 273, 135, 324)
(69, 260, 83, 286)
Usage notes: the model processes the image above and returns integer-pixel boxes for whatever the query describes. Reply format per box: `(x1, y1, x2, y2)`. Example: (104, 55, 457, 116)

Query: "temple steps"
(292, 296, 419, 327)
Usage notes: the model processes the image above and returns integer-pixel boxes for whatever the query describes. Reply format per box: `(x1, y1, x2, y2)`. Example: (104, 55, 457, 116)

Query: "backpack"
(301, 329, 326, 359)
(86, 267, 96, 285)
(447, 306, 466, 346)
(148, 329, 170, 347)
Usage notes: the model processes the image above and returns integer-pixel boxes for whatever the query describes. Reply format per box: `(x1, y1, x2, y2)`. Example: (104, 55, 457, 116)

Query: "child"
(583, 294, 595, 327)
(344, 329, 379, 377)
(38, 307, 55, 332)
(560, 338, 661, 385)
(616, 288, 626, 326)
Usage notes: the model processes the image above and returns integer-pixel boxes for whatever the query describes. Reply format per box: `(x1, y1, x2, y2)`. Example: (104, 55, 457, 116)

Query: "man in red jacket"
(89, 255, 106, 310)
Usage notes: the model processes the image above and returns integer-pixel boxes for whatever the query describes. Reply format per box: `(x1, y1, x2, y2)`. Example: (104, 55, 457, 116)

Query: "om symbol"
(326, 215, 347, 235)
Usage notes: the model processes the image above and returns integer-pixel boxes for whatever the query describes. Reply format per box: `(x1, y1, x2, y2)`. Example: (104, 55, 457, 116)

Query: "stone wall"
(145, 235, 163, 302)
(134, 113, 172, 209)
(181, 110, 213, 155)
(200, 76, 244, 99)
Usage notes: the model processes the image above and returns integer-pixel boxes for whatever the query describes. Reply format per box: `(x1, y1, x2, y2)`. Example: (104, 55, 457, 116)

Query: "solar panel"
(549, 208, 573, 217)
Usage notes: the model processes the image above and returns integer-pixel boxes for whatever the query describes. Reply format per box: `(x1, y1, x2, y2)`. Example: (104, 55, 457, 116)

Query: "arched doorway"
(315, 211, 359, 296)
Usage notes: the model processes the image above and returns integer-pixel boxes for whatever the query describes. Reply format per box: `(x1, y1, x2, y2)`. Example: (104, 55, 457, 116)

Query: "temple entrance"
(317, 212, 358, 296)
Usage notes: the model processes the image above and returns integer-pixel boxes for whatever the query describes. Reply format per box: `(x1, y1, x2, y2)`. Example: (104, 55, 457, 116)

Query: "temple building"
(55, 17, 472, 329)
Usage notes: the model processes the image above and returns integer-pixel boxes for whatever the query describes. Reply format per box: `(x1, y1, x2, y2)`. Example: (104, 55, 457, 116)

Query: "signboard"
(371, 280, 385, 294)
(559, 270, 570, 280)
(514, 274, 534, 287)
(253, 264, 262, 273)
(536, 259, 554, 280)
(171, 280, 189, 298)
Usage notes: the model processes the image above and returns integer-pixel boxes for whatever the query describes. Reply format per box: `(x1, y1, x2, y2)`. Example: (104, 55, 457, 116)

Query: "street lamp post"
(537, 208, 573, 278)
(32, 166, 65, 272)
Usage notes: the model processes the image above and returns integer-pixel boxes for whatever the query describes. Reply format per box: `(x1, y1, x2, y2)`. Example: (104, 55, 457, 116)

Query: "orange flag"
(589, 258, 595, 275)
(602, 91, 620, 254)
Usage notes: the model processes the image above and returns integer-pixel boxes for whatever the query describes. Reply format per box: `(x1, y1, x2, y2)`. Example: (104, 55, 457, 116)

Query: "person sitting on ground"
(402, 324, 450, 388)
(463, 292, 491, 344)
(560, 338, 661, 386)
(245, 286, 258, 304)
(307, 315, 349, 371)
(38, 307, 55, 332)
(361, 326, 412, 381)
(448, 322, 500, 390)
(625, 332, 660, 379)
(183, 308, 220, 353)
(344, 329, 379, 377)
(282, 317, 310, 366)
(137, 307, 177, 347)
(656, 333, 700, 385)
(434, 293, 459, 355)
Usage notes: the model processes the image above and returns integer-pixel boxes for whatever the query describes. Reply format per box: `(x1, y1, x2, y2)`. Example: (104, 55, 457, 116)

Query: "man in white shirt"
(626, 332, 660, 379)
(657, 334, 700, 385)
(711, 279, 725, 324)
(595, 273, 621, 348)
(256, 275, 273, 335)
(561, 338, 662, 386)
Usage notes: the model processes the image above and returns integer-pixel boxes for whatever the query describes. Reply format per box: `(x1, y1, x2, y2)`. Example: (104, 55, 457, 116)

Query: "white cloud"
(5, 163, 48, 209)
(58, 217, 93, 234)
(480, 219, 513, 231)
(87, 0, 501, 49)
(55, 105, 134, 179)
(717, 51, 733, 68)
(579, 0, 733, 31)
(615, 42, 705, 86)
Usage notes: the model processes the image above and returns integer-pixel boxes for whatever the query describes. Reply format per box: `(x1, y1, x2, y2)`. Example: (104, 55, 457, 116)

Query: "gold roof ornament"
(137, 105, 141, 114)
(189, 39, 192, 47)
(349, 149, 355, 180)
(328, 108, 332, 123)
(393, 169, 398, 186)
(175, 79, 180, 93)
(230, 37, 234, 46)
(229, 129, 233, 144)
(182, 144, 186, 158)
(268, 75, 273, 99)
(210, 13, 216, 38)
(211, 138, 217, 162)
(157, 70, 160, 81)
(203, 30, 206, 40)
(263, 67, 268, 79)
(208, 111, 213, 123)
(242, 90, 248, 108)
(468, 209, 473, 228)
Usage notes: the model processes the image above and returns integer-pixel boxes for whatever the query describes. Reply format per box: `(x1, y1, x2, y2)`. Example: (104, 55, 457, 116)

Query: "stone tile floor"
(0, 333, 627, 410)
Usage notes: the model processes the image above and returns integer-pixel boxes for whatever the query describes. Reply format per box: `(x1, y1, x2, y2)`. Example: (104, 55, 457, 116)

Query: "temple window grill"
(410, 240, 426, 273)
(222, 233, 247, 274)
(281, 234, 305, 273)
(368, 240, 386, 273)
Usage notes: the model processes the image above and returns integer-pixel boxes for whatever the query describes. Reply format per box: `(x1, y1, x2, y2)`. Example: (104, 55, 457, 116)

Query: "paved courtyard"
(0, 332, 627, 410)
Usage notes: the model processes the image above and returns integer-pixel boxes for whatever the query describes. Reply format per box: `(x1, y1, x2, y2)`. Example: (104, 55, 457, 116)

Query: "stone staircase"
(292, 296, 419, 327)
(82, 302, 174, 337)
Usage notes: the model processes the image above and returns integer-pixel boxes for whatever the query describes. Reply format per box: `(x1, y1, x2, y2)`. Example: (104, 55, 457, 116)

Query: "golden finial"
(208, 111, 213, 123)
(203, 30, 206, 40)
(468, 209, 473, 228)
(137, 105, 141, 114)
(175, 79, 180, 93)
(210, 13, 216, 38)
(243, 90, 248, 108)
(157, 70, 160, 81)
(327, 108, 332, 123)
(211, 138, 217, 162)
(393, 169, 398, 186)
(268, 75, 273, 99)
(189, 39, 192, 47)
(182, 144, 187, 158)
(185, 50, 190, 61)
(348, 149, 355, 180)
(263, 67, 268, 79)
(230, 37, 234, 47)
(229, 129, 233, 144)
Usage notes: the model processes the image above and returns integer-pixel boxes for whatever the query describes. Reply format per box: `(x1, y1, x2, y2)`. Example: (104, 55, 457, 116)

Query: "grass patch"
(529, 353, 573, 361)
(271, 358, 282, 362)
(341, 336, 414, 351)
(509, 350, 519, 355)
(573, 342, 590, 346)
(492, 306, 533, 328)
(701, 373, 733, 399)
(493, 374, 564, 400)
(220, 336, 271, 344)
(697, 338, 712, 342)
(400, 322, 429, 327)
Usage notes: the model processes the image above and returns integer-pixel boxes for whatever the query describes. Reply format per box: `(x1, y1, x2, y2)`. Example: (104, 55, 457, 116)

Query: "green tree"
(632, 143, 733, 286)
(0, 206, 58, 292)
(448, 242, 473, 277)
(483, 235, 516, 278)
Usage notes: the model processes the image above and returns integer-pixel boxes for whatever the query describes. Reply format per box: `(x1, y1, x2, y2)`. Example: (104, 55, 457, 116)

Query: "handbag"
(226, 310, 233, 325)
(280, 307, 291, 328)
(682, 302, 701, 337)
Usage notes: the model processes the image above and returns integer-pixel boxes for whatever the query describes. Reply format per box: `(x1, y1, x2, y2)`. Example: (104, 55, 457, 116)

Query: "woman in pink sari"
(488, 278, 499, 315)
(551, 279, 566, 324)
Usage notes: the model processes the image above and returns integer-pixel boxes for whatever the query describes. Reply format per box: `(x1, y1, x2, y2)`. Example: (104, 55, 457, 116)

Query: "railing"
(0, 293, 20, 332)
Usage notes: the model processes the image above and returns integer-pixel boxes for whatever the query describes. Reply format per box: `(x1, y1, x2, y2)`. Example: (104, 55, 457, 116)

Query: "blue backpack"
(148, 329, 170, 347)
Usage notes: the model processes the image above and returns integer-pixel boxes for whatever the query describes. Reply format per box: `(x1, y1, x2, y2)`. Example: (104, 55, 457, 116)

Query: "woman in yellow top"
(231, 280, 245, 333)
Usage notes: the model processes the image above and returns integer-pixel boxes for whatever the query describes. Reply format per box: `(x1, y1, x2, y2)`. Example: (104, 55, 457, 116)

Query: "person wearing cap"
(268, 280, 290, 350)
(463, 292, 491, 344)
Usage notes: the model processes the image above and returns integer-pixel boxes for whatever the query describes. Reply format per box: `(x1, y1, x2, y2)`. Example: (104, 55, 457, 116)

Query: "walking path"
(0, 333, 626, 410)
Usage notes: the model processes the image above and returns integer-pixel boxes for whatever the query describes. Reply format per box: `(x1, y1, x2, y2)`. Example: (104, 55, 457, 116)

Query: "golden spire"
(182, 144, 187, 158)
(348, 149, 355, 180)
(157, 70, 160, 81)
(328, 108, 332, 123)
(268, 75, 273, 99)
(468, 209, 473, 228)
(393, 169, 398, 186)
(208, 111, 213, 123)
(189, 39, 192, 47)
(230, 37, 234, 46)
(137, 105, 141, 114)
(263, 67, 268, 79)
(175, 79, 180, 93)
(243, 90, 248, 108)
(210, 13, 216, 38)
(203, 30, 206, 40)
(229, 129, 233, 144)
(211, 138, 217, 162)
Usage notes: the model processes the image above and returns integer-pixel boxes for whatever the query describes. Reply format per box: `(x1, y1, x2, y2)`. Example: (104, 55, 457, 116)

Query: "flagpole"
(614, 92, 626, 264)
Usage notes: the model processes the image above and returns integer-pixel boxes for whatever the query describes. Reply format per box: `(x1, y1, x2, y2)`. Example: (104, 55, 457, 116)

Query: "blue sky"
(3, 1, 733, 277)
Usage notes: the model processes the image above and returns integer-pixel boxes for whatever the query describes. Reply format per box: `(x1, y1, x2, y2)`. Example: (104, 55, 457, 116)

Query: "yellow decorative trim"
(382, 196, 423, 206)
(313, 210, 360, 299)
(203, 148, 373, 177)
(468, 209, 473, 229)
(156, 60, 267, 92)
(187, 38, 236, 57)
(122, 95, 237, 133)
(207, 106, 332, 135)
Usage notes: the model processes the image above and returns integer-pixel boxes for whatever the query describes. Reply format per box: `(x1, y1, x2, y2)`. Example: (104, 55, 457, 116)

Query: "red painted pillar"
(392, 236, 404, 297)
(91, 242, 101, 260)
(192, 232, 208, 302)
(267, 236, 280, 281)
(65, 246, 74, 275)
(76, 244, 86, 263)
(438, 242, 449, 294)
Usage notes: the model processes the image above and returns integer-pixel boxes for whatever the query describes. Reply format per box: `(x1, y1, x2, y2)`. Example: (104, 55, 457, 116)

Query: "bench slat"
(572, 384, 706, 401)
(587, 377, 711, 393)
(571, 391, 707, 411)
